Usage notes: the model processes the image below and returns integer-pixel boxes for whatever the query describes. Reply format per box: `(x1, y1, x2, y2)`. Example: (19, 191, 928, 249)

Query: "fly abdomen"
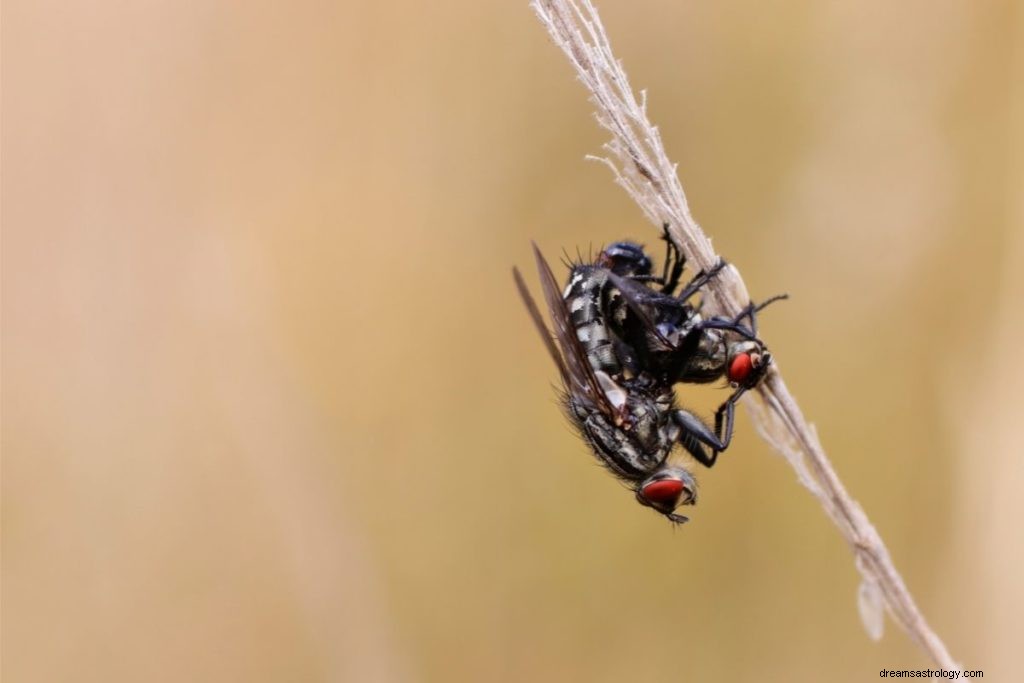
(564, 265, 623, 376)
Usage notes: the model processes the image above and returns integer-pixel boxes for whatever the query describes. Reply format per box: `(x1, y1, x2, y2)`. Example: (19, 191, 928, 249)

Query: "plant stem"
(531, 0, 959, 671)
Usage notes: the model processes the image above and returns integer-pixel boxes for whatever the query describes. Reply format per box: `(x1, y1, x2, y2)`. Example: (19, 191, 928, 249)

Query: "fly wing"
(529, 243, 615, 416)
(604, 271, 678, 352)
(513, 265, 569, 386)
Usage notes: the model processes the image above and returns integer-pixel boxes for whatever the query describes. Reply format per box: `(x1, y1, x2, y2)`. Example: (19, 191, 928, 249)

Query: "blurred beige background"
(3, 1, 1022, 681)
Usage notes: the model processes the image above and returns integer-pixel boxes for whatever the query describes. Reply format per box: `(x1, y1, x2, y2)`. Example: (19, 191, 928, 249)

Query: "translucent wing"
(604, 270, 680, 352)
(531, 244, 619, 416)
(513, 265, 569, 386)
(514, 243, 615, 417)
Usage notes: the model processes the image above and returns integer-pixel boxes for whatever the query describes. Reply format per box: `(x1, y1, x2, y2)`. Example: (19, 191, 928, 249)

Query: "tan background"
(4, 1, 1022, 681)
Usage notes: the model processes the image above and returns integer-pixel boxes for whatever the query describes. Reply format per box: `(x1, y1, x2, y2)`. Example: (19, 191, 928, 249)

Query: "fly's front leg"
(694, 293, 788, 340)
(673, 409, 730, 468)
(692, 317, 759, 342)
(674, 384, 748, 469)
(673, 258, 727, 303)
(731, 293, 789, 335)
(712, 386, 747, 461)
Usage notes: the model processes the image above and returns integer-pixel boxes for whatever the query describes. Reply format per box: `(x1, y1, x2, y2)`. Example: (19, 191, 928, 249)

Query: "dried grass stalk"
(532, 0, 959, 671)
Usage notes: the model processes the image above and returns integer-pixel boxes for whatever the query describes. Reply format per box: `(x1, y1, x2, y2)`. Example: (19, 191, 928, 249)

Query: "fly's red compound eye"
(728, 352, 754, 384)
(641, 478, 685, 504)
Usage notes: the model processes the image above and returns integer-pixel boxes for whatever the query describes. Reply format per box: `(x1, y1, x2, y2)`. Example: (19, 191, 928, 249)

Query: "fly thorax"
(697, 330, 726, 365)
(582, 413, 649, 478)
(625, 395, 668, 468)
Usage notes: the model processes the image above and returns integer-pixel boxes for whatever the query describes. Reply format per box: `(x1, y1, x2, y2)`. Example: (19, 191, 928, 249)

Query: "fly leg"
(672, 258, 727, 302)
(691, 317, 759, 342)
(628, 258, 728, 314)
(639, 226, 721, 297)
(672, 384, 748, 470)
(731, 293, 789, 335)
(711, 385, 748, 460)
(692, 293, 788, 340)
(658, 224, 685, 295)
(626, 225, 685, 292)
(673, 409, 732, 468)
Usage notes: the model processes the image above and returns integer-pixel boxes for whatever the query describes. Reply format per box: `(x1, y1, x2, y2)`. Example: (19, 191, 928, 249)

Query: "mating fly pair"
(513, 229, 784, 524)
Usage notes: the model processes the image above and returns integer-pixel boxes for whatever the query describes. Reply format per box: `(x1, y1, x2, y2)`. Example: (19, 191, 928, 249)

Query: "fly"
(514, 233, 784, 523)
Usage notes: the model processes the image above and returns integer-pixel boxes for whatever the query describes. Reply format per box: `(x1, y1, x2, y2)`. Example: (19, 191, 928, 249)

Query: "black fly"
(599, 233, 787, 468)
(514, 245, 698, 522)
(514, 232, 784, 523)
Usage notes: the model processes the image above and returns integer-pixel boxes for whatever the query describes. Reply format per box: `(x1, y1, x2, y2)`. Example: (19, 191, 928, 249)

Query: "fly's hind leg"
(658, 224, 685, 295)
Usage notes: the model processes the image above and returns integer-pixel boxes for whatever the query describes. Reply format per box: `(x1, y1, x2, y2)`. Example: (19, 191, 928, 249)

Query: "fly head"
(636, 466, 698, 524)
